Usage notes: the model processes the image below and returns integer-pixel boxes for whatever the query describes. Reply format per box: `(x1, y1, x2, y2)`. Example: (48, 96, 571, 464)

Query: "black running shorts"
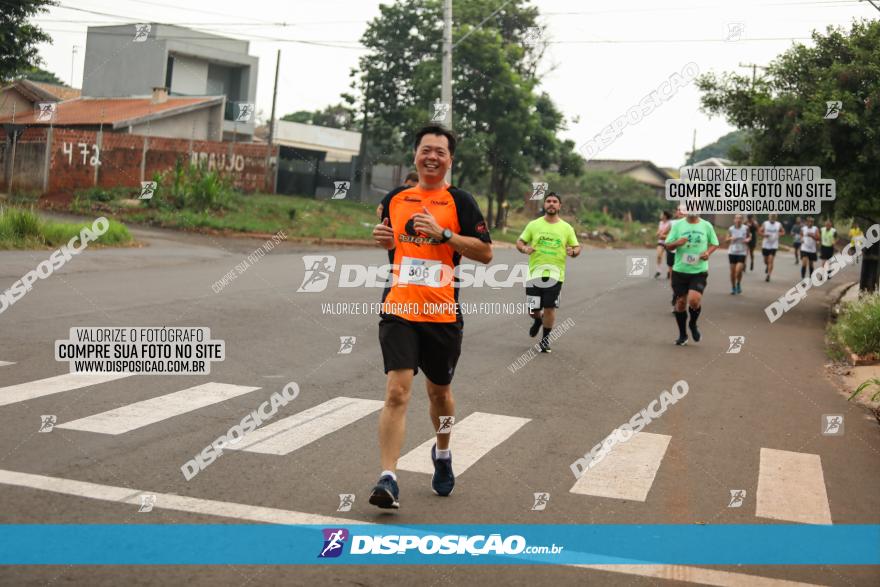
(728, 254, 746, 265)
(526, 278, 563, 310)
(378, 316, 462, 385)
(802, 251, 818, 261)
(820, 245, 834, 260)
(762, 248, 777, 257)
(665, 249, 675, 267)
(671, 271, 708, 297)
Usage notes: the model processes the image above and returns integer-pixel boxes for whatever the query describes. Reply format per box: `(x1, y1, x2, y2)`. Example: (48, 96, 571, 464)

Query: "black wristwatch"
(439, 228, 453, 243)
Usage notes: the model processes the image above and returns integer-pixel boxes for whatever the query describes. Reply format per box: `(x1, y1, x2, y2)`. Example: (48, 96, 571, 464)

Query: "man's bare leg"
(378, 368, 413, 472)
(427, 379, 454, 451)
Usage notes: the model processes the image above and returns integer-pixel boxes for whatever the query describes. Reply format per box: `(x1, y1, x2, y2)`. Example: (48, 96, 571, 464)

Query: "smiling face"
(414, 133, 452, 185)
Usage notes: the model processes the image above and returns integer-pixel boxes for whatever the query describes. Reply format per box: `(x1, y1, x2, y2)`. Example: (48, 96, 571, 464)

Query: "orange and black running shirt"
(379, 184, 491, 323)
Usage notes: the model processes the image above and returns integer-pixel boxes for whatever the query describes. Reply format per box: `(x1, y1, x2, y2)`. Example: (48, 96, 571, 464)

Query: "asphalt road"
(0, 223, 877, 586)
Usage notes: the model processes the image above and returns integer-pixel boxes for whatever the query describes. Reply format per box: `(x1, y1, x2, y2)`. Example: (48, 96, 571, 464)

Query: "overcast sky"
(32, 0, 877, 168)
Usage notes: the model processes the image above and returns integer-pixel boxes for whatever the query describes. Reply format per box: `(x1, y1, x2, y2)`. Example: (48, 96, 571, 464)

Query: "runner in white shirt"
(800, 216, 820, 279)
(758, 214, 785, 282)
(655, 210, 673, 279)
(725, 214, 751, 295)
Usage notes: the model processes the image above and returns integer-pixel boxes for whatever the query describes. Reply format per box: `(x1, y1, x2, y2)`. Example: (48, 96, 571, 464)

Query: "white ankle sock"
(380, 470, 397, 481)
(436, 448, 451, 459)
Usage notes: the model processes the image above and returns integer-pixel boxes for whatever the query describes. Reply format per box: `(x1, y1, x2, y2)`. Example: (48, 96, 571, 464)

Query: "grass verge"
(0, 206, 132, 250)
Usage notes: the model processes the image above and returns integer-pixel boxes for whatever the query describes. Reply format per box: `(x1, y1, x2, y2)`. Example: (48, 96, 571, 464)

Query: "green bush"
(74, 186, 137, 203)
(41, 218, 132, 247)
(146, 160, 241, 213)
(0, 206, 42, 241)
(830, 292, 880, 356)
(0, 207, 132, 249)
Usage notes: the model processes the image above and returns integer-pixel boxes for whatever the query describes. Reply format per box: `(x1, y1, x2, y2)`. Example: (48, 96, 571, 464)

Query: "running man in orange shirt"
(368, 125, 492, 509)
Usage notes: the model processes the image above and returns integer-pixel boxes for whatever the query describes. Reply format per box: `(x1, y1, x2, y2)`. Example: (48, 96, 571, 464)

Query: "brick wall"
(0, 127, 277, 195)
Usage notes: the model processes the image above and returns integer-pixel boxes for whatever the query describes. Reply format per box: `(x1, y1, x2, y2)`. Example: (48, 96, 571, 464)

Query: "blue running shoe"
(431, 444, 455, 496)
(369, 474, 399, 509)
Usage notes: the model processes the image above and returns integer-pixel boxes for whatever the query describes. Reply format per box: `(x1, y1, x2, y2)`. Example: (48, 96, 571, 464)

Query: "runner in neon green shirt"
(665, 214, 719, 346)
(516, 192, 580, 353)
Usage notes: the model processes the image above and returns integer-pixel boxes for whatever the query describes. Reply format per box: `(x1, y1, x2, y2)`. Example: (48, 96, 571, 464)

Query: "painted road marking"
(575, 565, 822, 586)
(756, 448, 832, 525)
(57, 383, 261, 435)
(0, 373, 131, 407)
(0, 361, 15, 367)
(397, 412, 531, 475)
(0, 469, 825, 585)
(569, 431, 671, 501)
(227, 396, 384, 456)
(0, 468, 353, 525)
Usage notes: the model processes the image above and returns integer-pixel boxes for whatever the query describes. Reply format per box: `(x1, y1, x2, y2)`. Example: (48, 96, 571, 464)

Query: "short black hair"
(404, 171, 419, 183)
(544, 191, 561, 203)
(414, 125, 456, 156)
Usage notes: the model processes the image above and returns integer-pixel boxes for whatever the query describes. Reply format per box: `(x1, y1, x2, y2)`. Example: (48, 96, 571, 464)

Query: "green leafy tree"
(696, 21, 880, 222)
(349, 0, 581, 227)
(686, 130, 749, 165)
(21, 66, 65, 85)
(0, 1, 56, 83)
(281, 103, 356, 130)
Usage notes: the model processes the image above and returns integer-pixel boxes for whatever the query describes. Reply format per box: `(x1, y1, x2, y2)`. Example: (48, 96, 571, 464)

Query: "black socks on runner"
(674, 311, 688, 338)
(542, 327, 552, 341)
(688, 306, 701, 327)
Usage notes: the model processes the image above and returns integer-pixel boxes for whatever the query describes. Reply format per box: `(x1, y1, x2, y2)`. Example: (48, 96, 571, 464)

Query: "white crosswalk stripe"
(756, 448, 832, 525)
(0, 373, 131, 407)
(56, 383, 261, 435)
(569, 431, 671, 501)
(0, 361, 15, 367)
(226, 396, 384, 456)
(397, 412, 531, 475)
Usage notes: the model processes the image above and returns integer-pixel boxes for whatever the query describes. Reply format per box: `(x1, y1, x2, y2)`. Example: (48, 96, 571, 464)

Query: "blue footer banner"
(0, 524, 878, 565)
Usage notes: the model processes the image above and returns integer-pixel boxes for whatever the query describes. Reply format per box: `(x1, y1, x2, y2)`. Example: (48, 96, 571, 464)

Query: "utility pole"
(441, 0, 453, 130)
(268, 50, 280, 148)
(738, 63, 767, 88)
(267, 49, 280, 193)
(71, 45, 80, 88)
(357, 78, 371, 201)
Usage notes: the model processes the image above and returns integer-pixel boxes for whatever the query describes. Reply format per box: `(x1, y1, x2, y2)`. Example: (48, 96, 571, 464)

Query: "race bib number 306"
(399, 256, 444, 287)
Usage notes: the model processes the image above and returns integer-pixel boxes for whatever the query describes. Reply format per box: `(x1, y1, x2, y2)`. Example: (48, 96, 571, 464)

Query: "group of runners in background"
(367, 124, 862, 509)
